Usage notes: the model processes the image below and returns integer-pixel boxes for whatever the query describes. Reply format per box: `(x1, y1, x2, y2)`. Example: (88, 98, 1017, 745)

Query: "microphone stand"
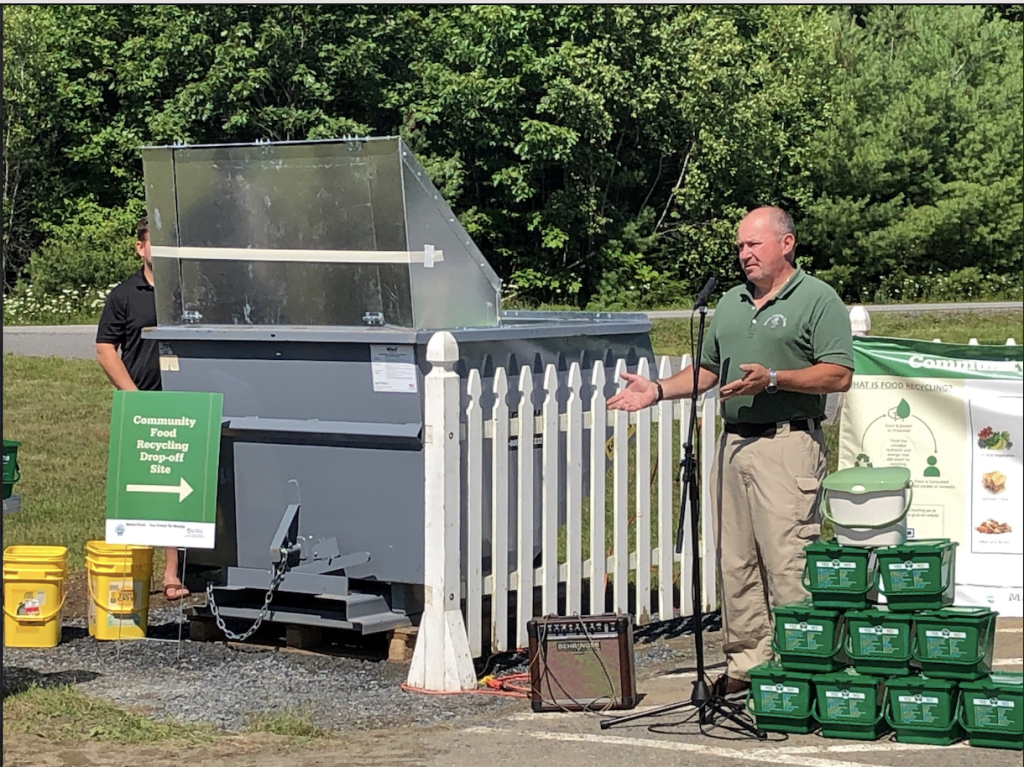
(600, 291, 765, 739)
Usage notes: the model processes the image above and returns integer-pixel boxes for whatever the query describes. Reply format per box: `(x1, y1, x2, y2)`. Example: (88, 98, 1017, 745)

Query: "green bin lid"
(813, 667, 882, 683)
(3, 440, 21, 448)
(821, 466, 911, 493)
(749, 659, 815, 680)
(845, 606, 911, 621)
(875, 538, 958, 554)
(803, 540, 872, 556)
(960, 672, 1023, 691)
(886, 673, 958, 692)
(914, 606, 995, 621)
(773, 599, 842, 618)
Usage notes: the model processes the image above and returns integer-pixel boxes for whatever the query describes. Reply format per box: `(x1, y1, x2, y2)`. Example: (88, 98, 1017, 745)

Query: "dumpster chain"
(205, 550, 290, 642)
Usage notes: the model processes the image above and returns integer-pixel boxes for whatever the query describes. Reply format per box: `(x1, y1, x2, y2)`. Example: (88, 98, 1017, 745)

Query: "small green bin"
(3, 439, 21, 500)
(812, 667, 890, 740)
(845, 606, 914, 676)
(912, 607, 996, 680)
(885, 674, 962, 746)
(802, 541, 876, 610)
(958, 672, 1023, 750)
(771, 600, 845, 673)
(746, 660, 817, 734)
(875, 538, 957, 612)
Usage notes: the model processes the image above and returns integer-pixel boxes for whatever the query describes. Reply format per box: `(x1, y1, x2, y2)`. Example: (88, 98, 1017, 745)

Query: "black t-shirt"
(96, 269, 162, 391)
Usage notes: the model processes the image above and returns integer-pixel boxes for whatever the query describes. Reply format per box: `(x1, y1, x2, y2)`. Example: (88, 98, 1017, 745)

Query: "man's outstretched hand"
(718, 363, 769, 400)
(607, 372, 658, 412)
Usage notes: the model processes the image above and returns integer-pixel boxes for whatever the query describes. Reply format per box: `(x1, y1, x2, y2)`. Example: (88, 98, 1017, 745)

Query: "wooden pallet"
(185, 610, 418, 662)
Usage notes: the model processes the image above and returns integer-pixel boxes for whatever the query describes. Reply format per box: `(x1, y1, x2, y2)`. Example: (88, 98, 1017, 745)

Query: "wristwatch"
(765, 369, 779, 394)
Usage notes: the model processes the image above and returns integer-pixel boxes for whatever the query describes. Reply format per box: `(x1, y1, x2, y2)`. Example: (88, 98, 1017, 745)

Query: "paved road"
(4, 301, 1021, 360)
(3, 323, 99, 359)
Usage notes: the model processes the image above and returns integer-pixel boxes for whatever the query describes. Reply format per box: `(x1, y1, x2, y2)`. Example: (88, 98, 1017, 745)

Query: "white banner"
(839, 337, 1023, 616)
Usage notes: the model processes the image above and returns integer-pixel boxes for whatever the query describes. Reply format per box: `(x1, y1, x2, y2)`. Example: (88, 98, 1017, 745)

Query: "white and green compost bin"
(820, 467, 912, 548)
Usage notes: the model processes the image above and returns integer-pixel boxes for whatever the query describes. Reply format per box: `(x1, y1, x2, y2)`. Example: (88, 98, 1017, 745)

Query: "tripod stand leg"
(704, 698, 768, 739)
(599, 697, 698, 730)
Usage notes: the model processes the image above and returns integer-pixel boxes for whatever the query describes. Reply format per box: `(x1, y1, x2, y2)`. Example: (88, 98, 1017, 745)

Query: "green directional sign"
(105, 391, 223, 549)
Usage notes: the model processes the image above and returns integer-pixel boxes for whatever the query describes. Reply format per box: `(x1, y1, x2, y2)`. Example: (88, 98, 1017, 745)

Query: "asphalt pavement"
(3, 301, 1021, 360)
(435, 617, 1023, 767)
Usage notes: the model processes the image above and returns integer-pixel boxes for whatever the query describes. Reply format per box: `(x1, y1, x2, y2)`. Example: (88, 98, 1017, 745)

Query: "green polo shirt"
(699, 268, 853, 424)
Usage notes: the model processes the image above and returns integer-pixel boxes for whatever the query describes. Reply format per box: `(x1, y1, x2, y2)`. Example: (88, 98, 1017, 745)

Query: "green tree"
(2, 7, 66, 285)
(802, 6, 1024, 301)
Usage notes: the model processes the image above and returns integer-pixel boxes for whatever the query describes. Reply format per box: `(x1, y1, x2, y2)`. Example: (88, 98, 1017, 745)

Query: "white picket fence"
(407, 309, 1021, 691)
(408, 330, 719, 691)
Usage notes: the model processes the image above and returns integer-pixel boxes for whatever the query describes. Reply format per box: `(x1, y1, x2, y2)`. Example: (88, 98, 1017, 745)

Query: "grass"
(243, 707, 333, 740)
(2, 684, 217, 744)
(3, 355, 116, 571)
(1, 684, 333, 745)
(649, 310, 1022, 358)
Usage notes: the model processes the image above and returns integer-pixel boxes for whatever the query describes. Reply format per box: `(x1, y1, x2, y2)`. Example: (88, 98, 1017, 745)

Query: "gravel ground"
(3, 609, 696, 733)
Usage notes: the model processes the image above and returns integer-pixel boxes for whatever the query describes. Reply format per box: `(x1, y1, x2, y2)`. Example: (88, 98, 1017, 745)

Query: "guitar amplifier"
(527, 614, 637, 713)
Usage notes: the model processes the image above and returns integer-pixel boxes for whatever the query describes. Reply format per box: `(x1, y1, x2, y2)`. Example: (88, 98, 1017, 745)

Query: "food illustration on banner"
(981, 470, 1007, 495)
(977, 425, 1013, 451)
(976, 518, 1012, 535)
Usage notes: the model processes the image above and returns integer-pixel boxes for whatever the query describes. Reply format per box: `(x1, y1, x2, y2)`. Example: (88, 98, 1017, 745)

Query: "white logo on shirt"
(764, 313, 787, 328)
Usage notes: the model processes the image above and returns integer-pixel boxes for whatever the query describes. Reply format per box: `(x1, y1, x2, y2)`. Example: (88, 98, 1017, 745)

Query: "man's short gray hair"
(767, 207, 796, 260)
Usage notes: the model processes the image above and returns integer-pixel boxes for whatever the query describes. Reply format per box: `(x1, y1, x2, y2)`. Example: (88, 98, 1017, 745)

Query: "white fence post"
(407, 331, 476, 692)
(849, 305, 871, 336)
(611, 358, 630, 613)
(565, 362, 584, 615)
(655, 355, 675, 620)
(589, 364, 607, 614)
(828, 305, 872, 425)
(634, 356, 652, 624)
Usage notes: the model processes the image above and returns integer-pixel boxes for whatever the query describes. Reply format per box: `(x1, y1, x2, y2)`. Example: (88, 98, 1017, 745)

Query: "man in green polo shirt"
(608, 206, 853, 699)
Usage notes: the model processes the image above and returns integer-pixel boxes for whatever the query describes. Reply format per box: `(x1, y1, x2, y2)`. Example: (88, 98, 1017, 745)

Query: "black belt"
(723, 418, 822, 439)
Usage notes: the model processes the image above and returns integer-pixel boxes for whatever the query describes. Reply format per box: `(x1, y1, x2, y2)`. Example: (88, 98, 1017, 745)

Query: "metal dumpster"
(142, 137, 653, 635)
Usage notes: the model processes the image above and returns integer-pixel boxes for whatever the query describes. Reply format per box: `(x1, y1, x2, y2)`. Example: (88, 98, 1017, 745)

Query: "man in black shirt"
(96, 217, 189, 600)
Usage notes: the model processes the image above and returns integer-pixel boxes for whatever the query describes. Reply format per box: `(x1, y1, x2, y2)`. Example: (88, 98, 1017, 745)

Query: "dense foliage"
(3, 5, 1021, 310)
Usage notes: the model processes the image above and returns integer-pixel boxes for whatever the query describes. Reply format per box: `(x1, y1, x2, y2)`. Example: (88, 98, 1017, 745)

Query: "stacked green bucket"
(745, 466, 1021, 751)
(3, 439, 21, 501)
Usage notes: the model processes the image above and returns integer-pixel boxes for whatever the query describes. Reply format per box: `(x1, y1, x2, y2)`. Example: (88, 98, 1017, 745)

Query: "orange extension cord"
(401, 672, 531, 697)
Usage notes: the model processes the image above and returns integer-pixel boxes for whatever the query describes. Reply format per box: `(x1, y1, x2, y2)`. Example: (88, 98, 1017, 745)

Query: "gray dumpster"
(142, 137, 653, 635)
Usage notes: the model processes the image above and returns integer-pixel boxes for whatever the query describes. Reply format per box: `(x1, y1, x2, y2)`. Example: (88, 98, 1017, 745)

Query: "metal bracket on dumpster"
(270, 502, 302, 565)
(268, 492, 369, 575)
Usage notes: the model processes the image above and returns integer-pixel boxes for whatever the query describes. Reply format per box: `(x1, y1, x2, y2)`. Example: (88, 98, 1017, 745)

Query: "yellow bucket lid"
(3, 545, 69, 560)
(86, 541, 152, 555)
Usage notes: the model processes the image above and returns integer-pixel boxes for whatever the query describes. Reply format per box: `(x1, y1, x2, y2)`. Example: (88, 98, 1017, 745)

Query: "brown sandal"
(163, 583, 190, 601)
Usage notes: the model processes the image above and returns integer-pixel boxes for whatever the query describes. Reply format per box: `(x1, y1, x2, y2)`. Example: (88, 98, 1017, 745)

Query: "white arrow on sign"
(126, 477, 193, 502)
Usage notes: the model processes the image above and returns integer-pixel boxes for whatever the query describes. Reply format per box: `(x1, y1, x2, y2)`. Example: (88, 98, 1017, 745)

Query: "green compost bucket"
(958, 672, 1023, 750)
(885, 674, 962, 746)
(845, 606, 914, 676)
(745, 660, 817, 734)
(802, 541, 876, 610)
(912, 607, 996, 680)
(812, 667, 890, 740)
(3, 440, 21, 500)
(875, 538, 957, 612)
(771, 600, 845, 673)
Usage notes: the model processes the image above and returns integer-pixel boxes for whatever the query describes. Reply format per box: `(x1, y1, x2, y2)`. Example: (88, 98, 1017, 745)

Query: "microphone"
(693, 276, 718, 309)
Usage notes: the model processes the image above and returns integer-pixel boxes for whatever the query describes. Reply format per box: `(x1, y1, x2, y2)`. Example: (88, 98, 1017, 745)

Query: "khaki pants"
(709, 422, 827, 681)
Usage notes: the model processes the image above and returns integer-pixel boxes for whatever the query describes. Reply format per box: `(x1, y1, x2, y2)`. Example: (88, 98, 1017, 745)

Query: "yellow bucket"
(3, 545, 69, 648)
(85, 541, 154, 640)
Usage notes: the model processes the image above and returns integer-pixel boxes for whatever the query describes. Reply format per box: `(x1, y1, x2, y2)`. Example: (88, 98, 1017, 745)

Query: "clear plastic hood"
(141, 137, 502, 329)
